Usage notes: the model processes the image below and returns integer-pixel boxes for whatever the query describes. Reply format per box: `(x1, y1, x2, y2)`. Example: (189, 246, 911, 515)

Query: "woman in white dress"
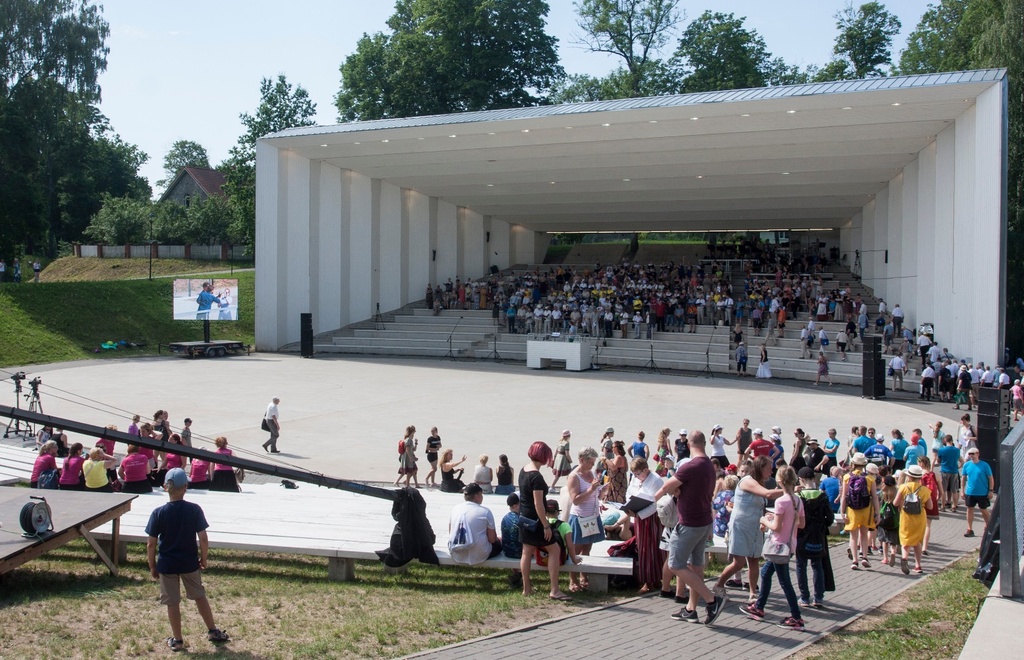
(756, 343, 773, 379)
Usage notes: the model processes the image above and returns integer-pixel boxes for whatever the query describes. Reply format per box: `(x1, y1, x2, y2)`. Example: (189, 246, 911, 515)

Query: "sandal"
(207, 628, 231, 643)
(167, 638, 184, 652)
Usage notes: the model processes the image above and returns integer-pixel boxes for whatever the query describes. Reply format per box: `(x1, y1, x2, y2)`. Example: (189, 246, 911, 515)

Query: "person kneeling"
(448, 483, 502, 564)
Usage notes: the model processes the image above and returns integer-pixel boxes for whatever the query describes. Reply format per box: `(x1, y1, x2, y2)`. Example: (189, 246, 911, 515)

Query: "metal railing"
(999, 421, 1024, 597)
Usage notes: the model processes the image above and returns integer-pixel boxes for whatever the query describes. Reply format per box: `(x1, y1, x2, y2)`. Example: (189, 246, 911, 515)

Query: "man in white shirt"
(263, 397, 281, 453)
(891, 304, 904, 334)
(927, 343, 943, 366)
(448, 483, 501, 565)
(916, 333, 932, 368)
(921, 365, 936, 401)
(889, 354, 907, 392)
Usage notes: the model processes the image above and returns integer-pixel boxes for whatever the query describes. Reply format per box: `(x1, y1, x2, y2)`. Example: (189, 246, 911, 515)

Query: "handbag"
(577, 514, 600, 537)
(821, 337, 829, 346)
(518, 516, 540, 534)
(261, 418, 271, 432)
(762, 498, 800, 564)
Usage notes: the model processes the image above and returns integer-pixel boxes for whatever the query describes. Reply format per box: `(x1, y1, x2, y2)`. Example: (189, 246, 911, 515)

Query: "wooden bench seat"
(88, 484, 634, 591)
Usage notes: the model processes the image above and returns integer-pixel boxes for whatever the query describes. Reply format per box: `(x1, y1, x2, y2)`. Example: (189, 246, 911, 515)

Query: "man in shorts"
(933, 435, 963, 512)
(961, 447, 994, 538)
(654, 430, 726, 625)
(146, 468, 230, 652)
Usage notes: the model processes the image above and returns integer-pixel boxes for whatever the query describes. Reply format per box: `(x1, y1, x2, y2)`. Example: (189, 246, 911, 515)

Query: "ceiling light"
(550, 181, 556, 185)
(649, 120, 658, 124)
(381, 139, 389, 143)
(601, 123, 611, 127)
(487, 132, 495, 135)
(841, 106, 853, 110)
(521, 129, 530, 133)
(786, 110, 797, 114)
(696, 175, 704, 179)
(449, 134, 457, 138)
(417, 137, 425, 140)
(891, 102, 901, 106)
(486, 184, 494, 187)
(690, 117, 699, 121)
(354, 141, 361, 145)
(781, 172, 790, 175)
(622, 178, 631, 182)
(740, 114, 750, 117)
(565, 126, 574, 129)
(320, 144, 327, 147)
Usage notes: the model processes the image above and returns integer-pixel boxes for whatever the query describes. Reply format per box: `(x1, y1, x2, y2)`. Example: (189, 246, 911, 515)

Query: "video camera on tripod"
(4, 372, 40, 440)
(10, 371, 26, 384)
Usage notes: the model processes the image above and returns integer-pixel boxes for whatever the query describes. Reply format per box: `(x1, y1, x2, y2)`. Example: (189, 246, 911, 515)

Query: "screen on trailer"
(173, 279, 238, 321)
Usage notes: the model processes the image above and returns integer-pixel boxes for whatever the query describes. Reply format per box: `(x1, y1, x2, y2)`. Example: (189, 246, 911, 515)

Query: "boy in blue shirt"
(820, 466, 842, 513)
(500, 493, 523, 587)
(146, 468, 230, 652)
(933, 436, 963, 512)
(961, 448, 994, 537)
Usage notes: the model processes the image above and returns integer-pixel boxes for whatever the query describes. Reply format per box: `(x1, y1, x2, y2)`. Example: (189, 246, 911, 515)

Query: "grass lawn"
(39, 257, 253, 283)
(0, 539, 622, 659)
(793, 554, 988, 660)
(0, 263, 254, 368)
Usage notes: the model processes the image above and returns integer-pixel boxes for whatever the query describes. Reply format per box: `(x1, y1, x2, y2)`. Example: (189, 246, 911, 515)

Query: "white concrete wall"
(459, 208, 485, 279)
(347, 171, 373, 323)
(435, 200, 458, 287)
(490, 218, 511, 270)
(405, 189, 431, 302)
(378, 181, 403, 313)
(886, 173, 904, 307)
(317, 163, 344, 333)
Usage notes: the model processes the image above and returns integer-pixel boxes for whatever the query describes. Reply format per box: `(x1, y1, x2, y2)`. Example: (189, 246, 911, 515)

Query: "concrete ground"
(8, 354, 967, 486)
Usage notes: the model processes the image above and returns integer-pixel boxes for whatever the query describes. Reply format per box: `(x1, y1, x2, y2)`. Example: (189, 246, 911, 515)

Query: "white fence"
(73, 244, 250, 261)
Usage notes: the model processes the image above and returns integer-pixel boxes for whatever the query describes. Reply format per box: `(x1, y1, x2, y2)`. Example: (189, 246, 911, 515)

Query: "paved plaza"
(15, 354, 965, 486)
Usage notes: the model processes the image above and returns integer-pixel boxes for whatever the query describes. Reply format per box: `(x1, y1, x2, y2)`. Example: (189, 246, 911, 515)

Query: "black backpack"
(797, 493, 834, 558)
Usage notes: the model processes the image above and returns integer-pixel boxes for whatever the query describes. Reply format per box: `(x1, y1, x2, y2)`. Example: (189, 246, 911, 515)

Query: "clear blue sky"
(94, 1, 933, 195)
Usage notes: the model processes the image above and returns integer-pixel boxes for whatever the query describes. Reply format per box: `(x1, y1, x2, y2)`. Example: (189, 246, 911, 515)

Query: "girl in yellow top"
(893, 464, 931, 575)
(83, 447, 117, 492)
(839, 453, 880, 570)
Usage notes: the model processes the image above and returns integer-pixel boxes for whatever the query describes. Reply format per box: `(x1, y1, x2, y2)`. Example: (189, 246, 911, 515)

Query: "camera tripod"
(374, 302, 385, 330)
(3, 376, 41, 439)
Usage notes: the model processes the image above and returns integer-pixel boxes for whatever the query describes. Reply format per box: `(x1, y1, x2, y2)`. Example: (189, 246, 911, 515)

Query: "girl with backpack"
(840, 453, 880, 570)
(893, 465, 932, 574)
(742, 466, 806, 630)
(876, 476, 901, 568)
(917, 455, 942, 555)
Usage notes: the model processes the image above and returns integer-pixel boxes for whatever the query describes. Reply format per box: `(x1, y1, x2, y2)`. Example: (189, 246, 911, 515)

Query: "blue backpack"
(37, 469, 59, 490)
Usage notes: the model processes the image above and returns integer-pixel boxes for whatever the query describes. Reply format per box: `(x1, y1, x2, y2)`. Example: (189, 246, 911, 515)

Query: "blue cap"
(164, 467, 188, 489)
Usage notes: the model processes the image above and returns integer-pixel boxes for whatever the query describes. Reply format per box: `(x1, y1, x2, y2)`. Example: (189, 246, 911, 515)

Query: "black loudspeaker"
(977, 397, 1009, 488)
(300, 313, 313, 358)
(490, 265, 499, 275)
(977, 388, 1010, 417)
(861, 336, 884, 398)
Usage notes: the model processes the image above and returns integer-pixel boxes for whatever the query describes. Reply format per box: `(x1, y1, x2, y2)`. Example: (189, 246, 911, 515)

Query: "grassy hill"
(0, 258, 254, 368)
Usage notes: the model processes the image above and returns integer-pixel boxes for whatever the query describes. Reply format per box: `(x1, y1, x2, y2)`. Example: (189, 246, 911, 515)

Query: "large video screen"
(173, 279, 238, 321)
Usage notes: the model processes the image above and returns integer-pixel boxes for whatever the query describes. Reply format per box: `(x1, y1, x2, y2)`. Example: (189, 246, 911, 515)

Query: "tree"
(336, 0, 563, 121)
(573, 0, 682, 97)
(222, 75, 317, 249)
(897, 0, 973, 74)
(158, 140, 210, 189)
(672, 11, 773, 92)
(0, 0, 112, 256)
(818, 1, 901, 80)
(550, 60, 677, 103)
(83, 195, 151, 245)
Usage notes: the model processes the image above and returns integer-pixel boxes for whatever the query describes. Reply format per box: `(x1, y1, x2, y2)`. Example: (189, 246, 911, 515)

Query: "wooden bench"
(0, 444, 36, 486)
(90, 484, 633, 592)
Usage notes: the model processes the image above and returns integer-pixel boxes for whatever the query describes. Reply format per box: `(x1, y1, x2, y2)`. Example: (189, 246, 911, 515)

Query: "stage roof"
(264, 69, 1006, 233)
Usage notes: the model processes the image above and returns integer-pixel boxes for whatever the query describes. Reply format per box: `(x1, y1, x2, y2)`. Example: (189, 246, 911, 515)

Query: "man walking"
(889, 353, 907, 392)
(263, 397, 281, 453)
(654, 430, 727, 625)
(961, 447, 994, 538)
(736, 341, 748, 377)
(146, 468, 230, 652)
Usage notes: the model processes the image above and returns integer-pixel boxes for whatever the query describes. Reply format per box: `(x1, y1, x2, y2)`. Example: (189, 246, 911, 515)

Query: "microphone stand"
(483, 331, 502, 363)
(639, 342, 661, 374)
(698, 323, 716, 379)
(443, 316, 464, 361)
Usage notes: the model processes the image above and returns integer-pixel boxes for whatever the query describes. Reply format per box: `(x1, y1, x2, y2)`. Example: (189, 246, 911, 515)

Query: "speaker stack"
(976, 387, 1009, 487)
(300, 313, 314, 358)
(861, 336, 885, 399)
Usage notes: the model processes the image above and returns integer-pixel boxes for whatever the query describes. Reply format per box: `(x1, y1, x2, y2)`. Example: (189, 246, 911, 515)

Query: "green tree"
(222, 75, 317, 250)
(572, 0, 681, 98)
(550, 60, 677, 103)
(83, 195, 152, 245)
(336, 0, 563, 121)
(0, 0, 113, 256)
(672, 11, 772, 92)
(897, 0, 973, 74)
(158, 140, 210, 189)
(816, 1, 901, 81)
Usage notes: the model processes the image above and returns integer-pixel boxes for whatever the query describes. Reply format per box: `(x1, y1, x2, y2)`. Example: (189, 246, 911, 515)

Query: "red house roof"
(159, 166, 227, 203)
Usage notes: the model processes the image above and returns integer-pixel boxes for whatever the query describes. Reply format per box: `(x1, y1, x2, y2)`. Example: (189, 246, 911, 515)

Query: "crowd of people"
(29, 409, 244, 495)
(0, 258, 42, 284)
(426, 416, 996, 631)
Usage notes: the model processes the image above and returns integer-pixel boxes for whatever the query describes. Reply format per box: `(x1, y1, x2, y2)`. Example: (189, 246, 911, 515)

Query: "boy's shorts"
(159, 570, 207, 606)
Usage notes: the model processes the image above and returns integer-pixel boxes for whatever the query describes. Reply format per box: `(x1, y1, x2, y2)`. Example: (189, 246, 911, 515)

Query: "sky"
(93, 1, 934, 196)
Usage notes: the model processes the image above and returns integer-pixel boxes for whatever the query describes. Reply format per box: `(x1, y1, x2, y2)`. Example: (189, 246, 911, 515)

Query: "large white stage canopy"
(255, 70, 1006, 362)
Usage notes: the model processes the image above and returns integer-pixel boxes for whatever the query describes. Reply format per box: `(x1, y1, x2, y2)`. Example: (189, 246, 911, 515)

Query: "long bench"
(90, 483, 633, 592)
(0, 444, 36, 486)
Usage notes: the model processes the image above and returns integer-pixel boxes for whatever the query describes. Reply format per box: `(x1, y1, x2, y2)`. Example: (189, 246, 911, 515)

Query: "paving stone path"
(408, 508, 981, 660)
